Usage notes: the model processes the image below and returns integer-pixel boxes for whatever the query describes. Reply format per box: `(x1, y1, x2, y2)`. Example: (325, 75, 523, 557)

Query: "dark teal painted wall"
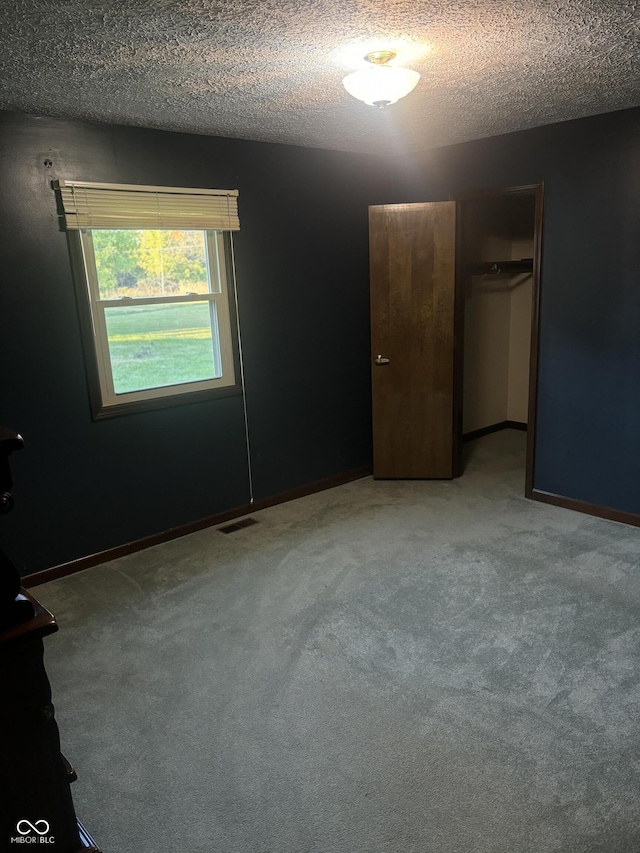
(3, 106, 640, 574)
(0, 113, 393, 573)
(392, 108, 640, 514)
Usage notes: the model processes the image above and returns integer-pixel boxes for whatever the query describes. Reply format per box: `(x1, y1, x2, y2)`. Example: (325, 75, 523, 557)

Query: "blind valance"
(56, 180, 240, 231)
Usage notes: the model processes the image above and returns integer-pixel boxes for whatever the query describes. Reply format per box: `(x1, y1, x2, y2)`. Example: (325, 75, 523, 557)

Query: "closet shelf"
(467, 259, 533, 276)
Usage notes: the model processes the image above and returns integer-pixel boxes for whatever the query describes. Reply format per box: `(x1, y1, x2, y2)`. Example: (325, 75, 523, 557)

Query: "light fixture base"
(365, 50, 397, 66)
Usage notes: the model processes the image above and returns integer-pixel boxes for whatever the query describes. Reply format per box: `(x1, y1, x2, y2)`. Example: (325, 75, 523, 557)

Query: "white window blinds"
(56, 180, 240, 231)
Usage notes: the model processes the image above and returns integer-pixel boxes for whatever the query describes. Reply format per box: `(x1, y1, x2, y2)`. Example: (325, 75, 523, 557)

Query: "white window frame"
(77, 228, 237, 414)
(64, 228, 241, 420)
(57, 180, 241, 419)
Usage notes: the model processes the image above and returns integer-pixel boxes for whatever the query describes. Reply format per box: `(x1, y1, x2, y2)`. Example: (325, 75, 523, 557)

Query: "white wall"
(462, 196, 534, 433)
(507, 276, 533, 422)
(463, 280, 510, 432)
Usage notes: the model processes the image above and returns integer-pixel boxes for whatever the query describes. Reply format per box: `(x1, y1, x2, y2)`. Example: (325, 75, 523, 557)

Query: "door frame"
(451, 183, 544, 497)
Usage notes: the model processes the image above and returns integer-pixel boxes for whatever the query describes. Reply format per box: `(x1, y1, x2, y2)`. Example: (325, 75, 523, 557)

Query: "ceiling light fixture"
(342, 50, 420, 109)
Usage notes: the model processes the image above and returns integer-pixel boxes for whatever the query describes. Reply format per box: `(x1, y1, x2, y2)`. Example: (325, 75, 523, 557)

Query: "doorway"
(455, 185, 542, 494)
(369, 184, 543, 494)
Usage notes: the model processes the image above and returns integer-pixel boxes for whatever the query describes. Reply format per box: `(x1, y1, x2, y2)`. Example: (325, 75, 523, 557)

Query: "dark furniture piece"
(0, 592, 101, 850)
(0, 428, 100, 851)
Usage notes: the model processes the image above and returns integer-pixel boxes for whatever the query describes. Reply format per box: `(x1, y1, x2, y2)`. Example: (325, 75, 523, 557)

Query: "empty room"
(1, 2, 640, 851)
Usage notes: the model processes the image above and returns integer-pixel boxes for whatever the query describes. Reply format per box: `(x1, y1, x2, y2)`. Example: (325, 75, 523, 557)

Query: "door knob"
(374, 355, 390, 365)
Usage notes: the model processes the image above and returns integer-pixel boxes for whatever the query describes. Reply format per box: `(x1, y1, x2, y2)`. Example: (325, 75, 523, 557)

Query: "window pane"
(104, 302, 221, 394)
(93, 230, 211, 298)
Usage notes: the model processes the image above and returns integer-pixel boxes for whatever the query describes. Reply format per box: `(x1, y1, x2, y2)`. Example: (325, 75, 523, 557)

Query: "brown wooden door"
(369, 202, 457, 478)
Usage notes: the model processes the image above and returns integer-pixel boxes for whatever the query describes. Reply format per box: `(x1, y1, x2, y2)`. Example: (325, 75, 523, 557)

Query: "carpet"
(33, 431, 640, 852)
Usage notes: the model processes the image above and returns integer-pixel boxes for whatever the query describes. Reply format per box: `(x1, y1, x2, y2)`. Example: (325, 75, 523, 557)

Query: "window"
(57, 181, 240, 418)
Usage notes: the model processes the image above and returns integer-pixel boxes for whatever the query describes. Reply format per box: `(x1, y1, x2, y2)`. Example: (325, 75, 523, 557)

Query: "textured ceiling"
(1, 1, 640, 155)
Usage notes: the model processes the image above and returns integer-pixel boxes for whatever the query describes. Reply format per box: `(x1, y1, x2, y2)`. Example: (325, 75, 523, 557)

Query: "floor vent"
(218, 517, 259, 534)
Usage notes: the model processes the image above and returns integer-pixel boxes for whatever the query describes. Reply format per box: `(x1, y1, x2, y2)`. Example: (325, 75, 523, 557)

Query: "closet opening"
(454, 184, 544, 495)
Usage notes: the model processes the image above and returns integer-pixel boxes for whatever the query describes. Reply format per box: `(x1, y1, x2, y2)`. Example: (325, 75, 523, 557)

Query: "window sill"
(90, 382, 243, 419)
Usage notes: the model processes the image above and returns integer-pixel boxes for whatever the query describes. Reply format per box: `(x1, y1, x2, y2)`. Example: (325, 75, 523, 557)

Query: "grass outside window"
(73, 228, 238, 417)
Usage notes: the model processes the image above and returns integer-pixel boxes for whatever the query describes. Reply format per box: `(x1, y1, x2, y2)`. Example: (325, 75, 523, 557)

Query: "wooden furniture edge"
(77, 818, 101, 851)
(0, 590, 57, 642)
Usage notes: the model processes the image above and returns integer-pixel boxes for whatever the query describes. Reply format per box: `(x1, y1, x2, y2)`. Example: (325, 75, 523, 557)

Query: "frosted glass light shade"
(342, 63, 420, 107)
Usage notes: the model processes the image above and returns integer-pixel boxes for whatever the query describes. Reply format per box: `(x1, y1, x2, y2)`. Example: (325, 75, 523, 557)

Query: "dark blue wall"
(392, 108, 640, 514)
(0, 113, 393, 573)
(3, 107, 640, 574)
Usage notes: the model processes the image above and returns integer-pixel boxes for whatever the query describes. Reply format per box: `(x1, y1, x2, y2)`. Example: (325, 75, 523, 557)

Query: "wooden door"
(369, 202, 458, 478)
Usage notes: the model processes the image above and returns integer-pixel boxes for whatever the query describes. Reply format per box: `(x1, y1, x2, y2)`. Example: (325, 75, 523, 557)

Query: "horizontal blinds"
(56, 180, 240, 231)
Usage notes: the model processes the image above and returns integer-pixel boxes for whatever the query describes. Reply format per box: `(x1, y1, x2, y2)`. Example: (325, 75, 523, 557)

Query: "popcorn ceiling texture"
(1, 0, 640, 154)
